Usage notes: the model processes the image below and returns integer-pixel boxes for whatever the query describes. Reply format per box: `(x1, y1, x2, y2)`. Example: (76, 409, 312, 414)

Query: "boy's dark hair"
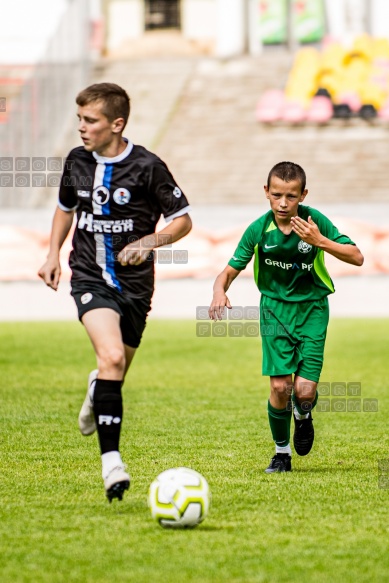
(267, 161, 306, 193)
(76, 83, 130, 126)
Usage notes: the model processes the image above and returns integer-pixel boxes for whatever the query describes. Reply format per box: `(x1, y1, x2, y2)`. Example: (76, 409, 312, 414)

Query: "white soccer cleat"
(78, 369, 98, 436)
(104, 466, 130, 503)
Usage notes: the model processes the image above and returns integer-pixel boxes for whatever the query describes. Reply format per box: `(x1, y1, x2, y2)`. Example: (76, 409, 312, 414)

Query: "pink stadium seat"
(378, 98, 389, 120)
(260, 89, 284, 104)
(337, 91, 362, 113)
(256, 102, 283, 122)
(306, 96, 333, 122)
(281, 100, 306, 123)
(256, 89, 284, 122)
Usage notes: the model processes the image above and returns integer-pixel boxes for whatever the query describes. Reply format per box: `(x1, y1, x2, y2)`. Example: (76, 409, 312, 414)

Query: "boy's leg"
(292, 297, 328, 456)
(124, 344, 137, 376)
(78, 369, 99, 436)
(292, 376, 318, 456)
(81, 308, 131, 501)
(265, 375, 293, 473)
(293, 376, 318, 414)
(260, 296, 297, 473)
(80, 331, 137, 436)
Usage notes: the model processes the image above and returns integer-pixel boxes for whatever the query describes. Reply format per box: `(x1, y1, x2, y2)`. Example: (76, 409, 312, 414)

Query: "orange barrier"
(0, 219, 388, 281)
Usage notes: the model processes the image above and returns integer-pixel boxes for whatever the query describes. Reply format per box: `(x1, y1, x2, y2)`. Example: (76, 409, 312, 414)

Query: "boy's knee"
(294, 382, 316, 402)
(270, 378, 293, 399)
(99, 346, 126, 374)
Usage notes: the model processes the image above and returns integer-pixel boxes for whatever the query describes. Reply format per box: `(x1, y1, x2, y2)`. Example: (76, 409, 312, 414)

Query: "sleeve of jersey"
(227, 224, 255, 271)
(312, 210, 356, 246)
(58, 153, 78, 212)
(148, 159, 191, 222)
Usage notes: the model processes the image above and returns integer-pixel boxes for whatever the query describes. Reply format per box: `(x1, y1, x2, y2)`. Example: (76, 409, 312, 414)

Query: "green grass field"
(0, 319, 388, 583)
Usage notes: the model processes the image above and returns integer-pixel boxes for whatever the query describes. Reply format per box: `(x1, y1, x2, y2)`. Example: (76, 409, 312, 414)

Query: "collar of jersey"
(92, 138, 134, 164)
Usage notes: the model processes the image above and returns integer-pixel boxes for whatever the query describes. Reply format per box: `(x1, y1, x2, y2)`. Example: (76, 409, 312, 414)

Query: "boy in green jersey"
(208, 161, 364, 473)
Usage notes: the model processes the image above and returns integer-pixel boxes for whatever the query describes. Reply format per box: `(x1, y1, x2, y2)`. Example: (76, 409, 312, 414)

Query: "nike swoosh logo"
(264, 244, 278, 249)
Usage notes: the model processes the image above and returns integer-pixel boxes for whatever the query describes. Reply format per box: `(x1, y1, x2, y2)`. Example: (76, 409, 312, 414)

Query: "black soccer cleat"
(104, 466, 130, 503)
(106, 480, 130, 503)
(264, 453, 292, 473)
(293, 413, 314, 456)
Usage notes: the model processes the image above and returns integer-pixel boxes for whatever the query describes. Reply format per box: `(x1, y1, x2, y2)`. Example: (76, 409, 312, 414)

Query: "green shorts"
(260, 295, 329, 382)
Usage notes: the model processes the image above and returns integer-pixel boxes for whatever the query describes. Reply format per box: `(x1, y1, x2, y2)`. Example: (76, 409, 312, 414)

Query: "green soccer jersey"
(228, 205, 355, 302)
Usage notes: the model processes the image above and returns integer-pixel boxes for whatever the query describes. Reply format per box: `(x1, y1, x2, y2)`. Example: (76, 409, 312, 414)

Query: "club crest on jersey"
(93, 185, 110, 205)
(298, 240, 312, 253)
(113, 188, 131, 205)
(173, 186, 182, 198)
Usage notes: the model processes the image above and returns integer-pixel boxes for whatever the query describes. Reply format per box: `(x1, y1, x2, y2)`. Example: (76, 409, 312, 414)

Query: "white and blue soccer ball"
(148, 467, 210, 529)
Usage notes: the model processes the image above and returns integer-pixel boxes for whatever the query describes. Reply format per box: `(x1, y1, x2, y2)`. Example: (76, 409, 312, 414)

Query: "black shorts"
(71, 282, 151, 348)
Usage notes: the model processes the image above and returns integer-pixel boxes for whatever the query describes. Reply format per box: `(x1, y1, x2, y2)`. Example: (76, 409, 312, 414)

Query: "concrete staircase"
(41, 48, 389, 207)
(35, 55, 197, 207)
(155, 51, 389, 205)
(59, 56, 198, 161)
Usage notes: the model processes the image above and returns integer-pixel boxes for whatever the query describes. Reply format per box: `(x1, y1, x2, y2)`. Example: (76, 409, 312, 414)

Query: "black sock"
(93, 379, 123, 454)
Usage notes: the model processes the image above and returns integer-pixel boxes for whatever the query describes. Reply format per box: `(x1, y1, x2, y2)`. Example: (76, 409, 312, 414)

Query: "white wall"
(371, 0, 389, 37)
(105, 0, 249, 57)
(0, 0, 68, 64)
(325, 0, 389, 42)
(247, 0, 262, 55)
(215, 0, 246, 58)
(107, 0, 144, 50)
(182, 0, 216, 40)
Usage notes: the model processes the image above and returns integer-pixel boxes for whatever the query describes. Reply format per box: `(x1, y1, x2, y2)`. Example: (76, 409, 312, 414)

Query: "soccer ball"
(148, 467, 210, 529)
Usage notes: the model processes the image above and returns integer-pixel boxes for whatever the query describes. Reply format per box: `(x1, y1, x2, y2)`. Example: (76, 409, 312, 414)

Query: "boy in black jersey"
(39, 83, 192, 502)
(209, 162, 363, 474)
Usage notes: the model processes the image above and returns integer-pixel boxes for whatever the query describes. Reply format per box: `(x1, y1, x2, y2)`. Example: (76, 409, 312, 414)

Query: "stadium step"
(40, 49, 389, 206)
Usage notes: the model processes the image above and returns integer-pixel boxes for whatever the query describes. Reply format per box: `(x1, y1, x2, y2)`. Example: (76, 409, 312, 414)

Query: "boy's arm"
(291, 216, 364, 266)
(38, 207, 75, 290)
(118, 214, 192, 266)
(209, 265, 241, 321)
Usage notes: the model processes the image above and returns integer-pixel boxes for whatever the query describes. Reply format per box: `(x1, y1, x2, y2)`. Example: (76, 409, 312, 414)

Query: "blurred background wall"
(2, 1, 389, 206)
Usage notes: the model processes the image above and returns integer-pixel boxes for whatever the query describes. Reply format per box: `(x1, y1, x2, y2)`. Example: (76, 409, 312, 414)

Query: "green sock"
(293, 391, 318, 416)
(267, 400, 292, 447)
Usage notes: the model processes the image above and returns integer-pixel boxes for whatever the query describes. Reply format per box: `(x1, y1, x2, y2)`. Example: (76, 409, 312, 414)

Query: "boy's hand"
(38, 257, 61, 291)
(208, 293, 232, 321)
(290, 215, 324, 247)
(118, 240, 152, 266)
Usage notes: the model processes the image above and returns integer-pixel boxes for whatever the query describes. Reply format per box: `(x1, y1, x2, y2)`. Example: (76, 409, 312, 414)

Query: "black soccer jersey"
(58, 140, 190, 299)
